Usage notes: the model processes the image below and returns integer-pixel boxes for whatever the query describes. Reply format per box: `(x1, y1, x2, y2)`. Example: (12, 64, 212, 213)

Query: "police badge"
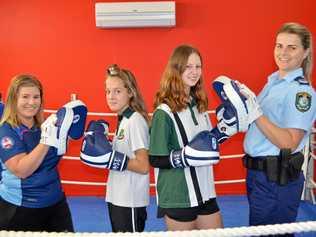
(295, 92, 311, 112)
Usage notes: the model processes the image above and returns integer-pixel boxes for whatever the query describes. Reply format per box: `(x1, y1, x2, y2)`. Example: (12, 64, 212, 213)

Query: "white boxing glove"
(169, 131, 219, 168)
(40, 114, 58, 148)
(238, 83, 263, 124)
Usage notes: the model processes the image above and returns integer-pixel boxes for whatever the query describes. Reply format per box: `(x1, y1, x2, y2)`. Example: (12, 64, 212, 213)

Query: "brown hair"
(105, 64, 150, 123)
(277, 22, 313, 83)
(0, 74, 44, 127)
(154, 45, 208, 112)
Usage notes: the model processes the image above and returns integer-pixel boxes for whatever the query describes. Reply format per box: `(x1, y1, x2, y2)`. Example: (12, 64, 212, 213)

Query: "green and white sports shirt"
(149, 102, 217, 208)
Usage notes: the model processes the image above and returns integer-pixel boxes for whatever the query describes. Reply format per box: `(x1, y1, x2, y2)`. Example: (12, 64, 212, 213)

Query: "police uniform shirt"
(244, 68, 316, 157)
(0, 122, 64, 208)
(106, 108, 150, 208)
(149, 101, 216, 208)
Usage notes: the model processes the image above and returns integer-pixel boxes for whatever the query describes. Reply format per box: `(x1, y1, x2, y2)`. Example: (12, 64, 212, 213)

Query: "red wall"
(1, 0, 315, 196)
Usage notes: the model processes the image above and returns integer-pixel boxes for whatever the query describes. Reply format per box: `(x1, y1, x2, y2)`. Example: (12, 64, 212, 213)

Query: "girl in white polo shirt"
(81, 64, 150, 232)
(105, 64, 150, 232)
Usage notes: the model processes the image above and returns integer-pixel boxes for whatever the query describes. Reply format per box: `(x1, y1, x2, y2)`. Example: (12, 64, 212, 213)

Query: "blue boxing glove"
(212, 76, 249, 132)
(84, 119, 109, 137)
(55, 106, 74, 155)
(62, 100, 88, 140)
(80, 120, 129, 171)
(170, 130, 219, 168)
(211, 102, 238, 144)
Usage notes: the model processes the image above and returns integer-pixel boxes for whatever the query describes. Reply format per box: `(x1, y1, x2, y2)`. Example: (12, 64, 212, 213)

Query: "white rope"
(44, 109, 216, 116)
(0, 221, 315, 237)
(220, 154, 244, 159)
(215, 179, 245, 184)
(44, 110, 117, 117)
(45, 109, 215, 137)
(61, 179, 246, 186)
(61, 180, 106, 186)
(62, 154, 245, 161)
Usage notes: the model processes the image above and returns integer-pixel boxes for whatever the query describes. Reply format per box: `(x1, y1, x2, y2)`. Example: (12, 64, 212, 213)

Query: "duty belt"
(243, 150, 304, 185)
(242, 154, 278, 171)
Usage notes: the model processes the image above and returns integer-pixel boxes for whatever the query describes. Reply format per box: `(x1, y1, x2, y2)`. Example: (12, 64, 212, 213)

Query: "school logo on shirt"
(1, 136, 14, 150)
(117, 129, 125, 140)
(295, 92, 311, 112)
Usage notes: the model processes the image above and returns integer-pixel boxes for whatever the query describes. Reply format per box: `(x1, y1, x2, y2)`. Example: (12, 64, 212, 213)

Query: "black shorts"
(158, 198, 220, 222)
(0, 196, 74, 232)
(108, 202, 147, 232)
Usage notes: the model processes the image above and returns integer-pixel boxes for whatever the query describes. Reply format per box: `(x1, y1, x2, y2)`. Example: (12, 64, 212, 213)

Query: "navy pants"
(246, 170, 304, 236)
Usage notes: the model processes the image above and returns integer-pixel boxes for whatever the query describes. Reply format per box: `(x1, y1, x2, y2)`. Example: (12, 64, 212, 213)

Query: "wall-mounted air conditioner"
(95, 1, 176, 28)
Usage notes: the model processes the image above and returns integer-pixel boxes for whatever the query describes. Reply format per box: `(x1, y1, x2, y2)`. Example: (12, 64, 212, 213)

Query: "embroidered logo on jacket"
(1, 136, 14, 149)
(295, 92, 311, 112)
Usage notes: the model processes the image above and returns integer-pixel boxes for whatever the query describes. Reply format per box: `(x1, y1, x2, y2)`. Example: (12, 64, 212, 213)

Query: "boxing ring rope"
(45, 110, 118, 117)
(1, 221, 316, 236)
(60, 179, 247, 186)
(61, 154, 244, 161)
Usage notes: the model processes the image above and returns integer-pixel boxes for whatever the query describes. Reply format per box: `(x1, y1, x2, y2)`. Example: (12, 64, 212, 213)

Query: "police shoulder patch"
(295, 92, 311, 112)
(1, 136, 14, 150)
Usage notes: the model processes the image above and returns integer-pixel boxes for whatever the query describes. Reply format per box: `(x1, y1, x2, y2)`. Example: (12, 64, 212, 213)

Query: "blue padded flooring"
(68, 195, 316, 236)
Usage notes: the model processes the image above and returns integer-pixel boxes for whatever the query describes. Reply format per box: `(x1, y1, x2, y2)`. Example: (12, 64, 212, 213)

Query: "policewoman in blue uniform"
(241, 22, 316, 236)
(0, 75, 74, 232)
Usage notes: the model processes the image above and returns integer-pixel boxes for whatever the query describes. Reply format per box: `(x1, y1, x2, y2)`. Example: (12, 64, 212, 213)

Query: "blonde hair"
(0, 74, 44, 128)
(277, 22, 313, 83)
(154, 44, 208, 112)
(105, 64, 150, 123)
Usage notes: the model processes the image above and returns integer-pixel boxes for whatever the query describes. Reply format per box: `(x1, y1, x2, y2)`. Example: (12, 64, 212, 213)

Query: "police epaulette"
(294, 76, 309, 86)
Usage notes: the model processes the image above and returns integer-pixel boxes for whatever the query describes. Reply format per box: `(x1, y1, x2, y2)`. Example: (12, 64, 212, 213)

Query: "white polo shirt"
(106, 108, 150, 207)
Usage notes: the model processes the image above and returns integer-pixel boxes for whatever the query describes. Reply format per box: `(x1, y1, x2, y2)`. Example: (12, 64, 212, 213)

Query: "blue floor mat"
(68, 195, 316, 235)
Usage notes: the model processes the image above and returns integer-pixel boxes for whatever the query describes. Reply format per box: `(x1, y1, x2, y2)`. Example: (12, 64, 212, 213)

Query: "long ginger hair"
(154, 45, 208, 112)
